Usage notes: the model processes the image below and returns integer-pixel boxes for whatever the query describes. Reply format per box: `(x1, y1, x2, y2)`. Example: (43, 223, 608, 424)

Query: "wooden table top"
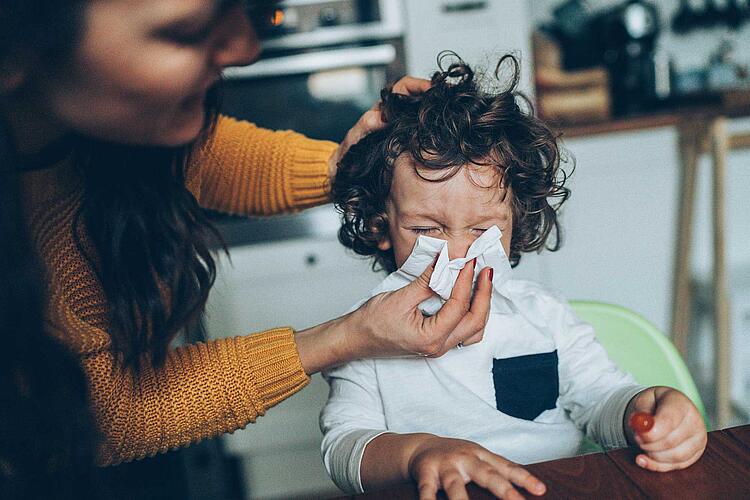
(338, 425, 750, 499)
(556, 91, 750, 139)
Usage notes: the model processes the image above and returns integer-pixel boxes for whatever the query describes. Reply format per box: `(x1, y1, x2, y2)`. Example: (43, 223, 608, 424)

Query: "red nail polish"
(488, 268, 494, 281)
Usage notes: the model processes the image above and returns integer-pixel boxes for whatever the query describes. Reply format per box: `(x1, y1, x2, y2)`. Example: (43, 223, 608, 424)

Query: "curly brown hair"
(333, 52, 571, 273)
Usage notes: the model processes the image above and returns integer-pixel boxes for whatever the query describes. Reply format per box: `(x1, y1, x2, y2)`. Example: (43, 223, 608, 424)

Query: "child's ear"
(377, 235, 392, 252)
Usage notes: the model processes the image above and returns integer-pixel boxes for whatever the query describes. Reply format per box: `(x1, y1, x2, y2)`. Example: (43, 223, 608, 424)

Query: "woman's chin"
(160, 111, 208, 146)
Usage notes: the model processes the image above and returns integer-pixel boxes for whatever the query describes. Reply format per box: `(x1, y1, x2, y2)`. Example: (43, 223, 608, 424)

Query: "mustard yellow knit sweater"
(20, 116, 338, 466)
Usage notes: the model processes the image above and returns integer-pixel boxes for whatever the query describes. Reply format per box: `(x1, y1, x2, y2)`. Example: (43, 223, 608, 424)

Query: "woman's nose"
(213, 8, 261, 70)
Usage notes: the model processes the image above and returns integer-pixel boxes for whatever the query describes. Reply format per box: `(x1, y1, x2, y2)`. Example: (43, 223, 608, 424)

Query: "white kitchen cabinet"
(205, 234, 383, 499)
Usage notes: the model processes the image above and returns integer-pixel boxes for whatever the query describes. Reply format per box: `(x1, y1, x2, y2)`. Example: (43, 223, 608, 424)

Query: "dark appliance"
(592, 0, 661, 115)
(221, 0, 405, 143)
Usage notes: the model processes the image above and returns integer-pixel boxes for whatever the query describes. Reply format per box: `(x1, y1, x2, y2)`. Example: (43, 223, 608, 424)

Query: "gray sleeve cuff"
(324, 429, 390, 494)
(588, 385, 645, 450)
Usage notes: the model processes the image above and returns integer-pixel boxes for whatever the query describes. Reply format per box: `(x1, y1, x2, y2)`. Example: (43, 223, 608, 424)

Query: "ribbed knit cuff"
(287, 137, 337, 209)
(237, 328, 310, 412)
(593, 384, 645, 450)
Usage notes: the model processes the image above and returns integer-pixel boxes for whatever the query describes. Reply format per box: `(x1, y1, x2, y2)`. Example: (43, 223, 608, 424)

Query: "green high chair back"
(571, 300, 709, 453)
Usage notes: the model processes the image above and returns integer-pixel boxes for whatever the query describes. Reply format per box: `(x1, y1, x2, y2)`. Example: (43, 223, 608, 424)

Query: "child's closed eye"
(410, 227, 439, 234)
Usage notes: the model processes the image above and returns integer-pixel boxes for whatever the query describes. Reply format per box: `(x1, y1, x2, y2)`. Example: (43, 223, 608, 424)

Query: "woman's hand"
(408, 436, 547, 500)
(295, 259, 491, 374)
(327, 76, 431, 182)
(624, 386, 707, 472)
(350, 258, 493, 359)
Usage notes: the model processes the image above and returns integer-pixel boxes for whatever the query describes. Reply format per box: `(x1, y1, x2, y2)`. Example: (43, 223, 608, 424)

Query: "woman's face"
(33, 0, 259, 146)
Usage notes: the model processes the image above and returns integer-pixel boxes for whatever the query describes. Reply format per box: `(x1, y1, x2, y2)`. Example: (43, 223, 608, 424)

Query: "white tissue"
(370, 225, 514, 316)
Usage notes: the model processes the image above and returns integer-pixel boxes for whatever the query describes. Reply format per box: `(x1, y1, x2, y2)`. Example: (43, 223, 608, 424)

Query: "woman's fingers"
(440, 267, 493, 350)
(391, 75, 432, 96)
(336, 76, 431, 164)
(356, 260, 492, 358)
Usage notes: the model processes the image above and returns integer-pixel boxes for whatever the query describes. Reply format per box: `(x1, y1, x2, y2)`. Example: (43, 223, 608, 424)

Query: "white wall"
(402, 0, 534, 94)
(514, 127, 681, 331)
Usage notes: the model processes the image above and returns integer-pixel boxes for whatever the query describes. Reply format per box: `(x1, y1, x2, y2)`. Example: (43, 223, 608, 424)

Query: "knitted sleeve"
(187, 115, 338, 215)
(48, 307, 310, 466)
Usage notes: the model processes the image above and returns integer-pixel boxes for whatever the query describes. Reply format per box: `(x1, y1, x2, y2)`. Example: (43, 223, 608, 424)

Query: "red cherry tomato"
(629, 411, 655, 433)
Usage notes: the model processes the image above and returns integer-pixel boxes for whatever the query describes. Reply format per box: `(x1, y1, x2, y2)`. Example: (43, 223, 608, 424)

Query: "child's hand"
(624, 386, 707, 472)
(408, 436, 546, 500)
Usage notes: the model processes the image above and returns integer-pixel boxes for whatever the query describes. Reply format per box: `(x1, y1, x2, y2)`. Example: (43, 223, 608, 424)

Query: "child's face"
(378, 155, 513, 267)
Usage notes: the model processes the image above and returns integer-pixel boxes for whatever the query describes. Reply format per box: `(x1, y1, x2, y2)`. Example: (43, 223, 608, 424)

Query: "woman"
(1, 0, 492, 480)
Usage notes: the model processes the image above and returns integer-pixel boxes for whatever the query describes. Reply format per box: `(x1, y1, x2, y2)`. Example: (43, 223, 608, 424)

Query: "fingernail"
(488, 267, 494, 281)
(637, 457, 647, 467)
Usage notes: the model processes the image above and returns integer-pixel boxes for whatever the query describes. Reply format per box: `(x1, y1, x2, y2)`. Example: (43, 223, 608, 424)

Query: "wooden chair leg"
(710, 117, 732, 428)
(671, 123, 702, 358)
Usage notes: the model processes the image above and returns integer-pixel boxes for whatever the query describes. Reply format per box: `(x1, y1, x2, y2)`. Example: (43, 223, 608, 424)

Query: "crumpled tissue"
(370, 225, 515, 316)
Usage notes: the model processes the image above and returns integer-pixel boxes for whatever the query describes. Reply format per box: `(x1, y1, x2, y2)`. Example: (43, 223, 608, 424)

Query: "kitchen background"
(122, 1, 750, 499)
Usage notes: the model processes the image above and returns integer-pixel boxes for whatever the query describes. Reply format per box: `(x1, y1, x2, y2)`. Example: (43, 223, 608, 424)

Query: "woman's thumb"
(402, 259, 438, 305)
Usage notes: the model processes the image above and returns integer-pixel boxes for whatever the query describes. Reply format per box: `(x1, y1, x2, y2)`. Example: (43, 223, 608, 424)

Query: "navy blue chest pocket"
(492, 350, 559, 421)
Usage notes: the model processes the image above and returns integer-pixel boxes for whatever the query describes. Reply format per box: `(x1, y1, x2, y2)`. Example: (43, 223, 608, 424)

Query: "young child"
(321, 54, 707, 499)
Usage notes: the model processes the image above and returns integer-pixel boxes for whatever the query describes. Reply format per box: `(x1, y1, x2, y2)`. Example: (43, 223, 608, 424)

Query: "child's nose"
(447, 237, 474, 261)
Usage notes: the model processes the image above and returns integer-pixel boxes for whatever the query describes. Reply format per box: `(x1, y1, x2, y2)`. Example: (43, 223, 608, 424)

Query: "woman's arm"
(55, 318, 308, 466)
(188, 76, 432, 217)
(188, 116, 336, 216)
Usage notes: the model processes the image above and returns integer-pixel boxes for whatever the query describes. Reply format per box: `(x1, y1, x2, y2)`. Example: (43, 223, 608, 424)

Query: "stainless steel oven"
(221, 0, 405, 143)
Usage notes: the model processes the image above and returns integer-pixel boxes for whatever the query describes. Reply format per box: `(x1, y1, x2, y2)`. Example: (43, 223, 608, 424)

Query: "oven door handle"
(222, 44, 397, 80)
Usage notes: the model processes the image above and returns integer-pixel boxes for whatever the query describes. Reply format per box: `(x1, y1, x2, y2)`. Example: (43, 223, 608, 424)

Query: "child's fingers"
(417, 473, 440, 500)
(441, 471, 470, 500)
(637, 393, 689, 444)
(636, 414, 690, 449)
(636, 444, 704, 472)
(484, 454, 547, 496)
(471, 469, 524, 500)
(640, 432, 706, 464)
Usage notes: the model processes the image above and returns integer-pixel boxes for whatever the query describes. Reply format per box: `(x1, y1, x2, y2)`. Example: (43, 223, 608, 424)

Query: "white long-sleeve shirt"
(320, 231, 643, 494)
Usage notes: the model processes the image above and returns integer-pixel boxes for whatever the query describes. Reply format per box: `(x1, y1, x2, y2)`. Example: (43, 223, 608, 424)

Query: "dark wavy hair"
(333, 53, 571, 273)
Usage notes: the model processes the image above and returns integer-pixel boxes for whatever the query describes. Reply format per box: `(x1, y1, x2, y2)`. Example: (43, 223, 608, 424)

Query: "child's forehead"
(391, 154, 506, 191)
(389, 155, 511, 214)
